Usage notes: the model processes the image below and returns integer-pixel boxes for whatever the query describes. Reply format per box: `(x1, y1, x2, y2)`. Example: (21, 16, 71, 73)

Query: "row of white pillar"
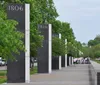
(58, 33, 73, 69)
(59, 56, 74, 70)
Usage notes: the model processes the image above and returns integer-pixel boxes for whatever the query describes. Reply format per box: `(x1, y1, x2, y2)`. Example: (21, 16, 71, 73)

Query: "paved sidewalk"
(90, 60, 100, 72)
(3, 64, 90, 85)
(0, 66, 6, 71)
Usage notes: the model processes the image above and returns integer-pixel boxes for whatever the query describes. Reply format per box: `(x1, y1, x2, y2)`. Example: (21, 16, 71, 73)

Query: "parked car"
(0, 57, 6, 66)
(0, 60, 2, 66)
(1, 59, 6, 66)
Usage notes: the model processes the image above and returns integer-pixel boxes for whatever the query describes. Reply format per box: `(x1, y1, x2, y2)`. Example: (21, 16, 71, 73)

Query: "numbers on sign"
(8, 5, 23, 11)
(39, 25, 48, 29)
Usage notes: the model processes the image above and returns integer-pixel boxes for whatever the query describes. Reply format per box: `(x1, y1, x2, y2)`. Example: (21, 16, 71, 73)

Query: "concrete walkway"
(3, 64, 90, 85)
(0, 66, 6, 71)
(90, 60, 100, 72)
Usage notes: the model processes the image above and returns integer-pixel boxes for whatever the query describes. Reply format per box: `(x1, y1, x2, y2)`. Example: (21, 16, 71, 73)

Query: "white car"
(1, 60, 6, 66)
(0, 60, 2, 66)
(0, 58, 6, 66)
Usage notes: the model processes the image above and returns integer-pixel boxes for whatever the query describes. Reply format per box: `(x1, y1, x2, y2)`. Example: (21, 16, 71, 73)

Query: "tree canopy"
(88, 35, 100, 47)
(0, 0, 79, 59)
(82, 35, 100, 59)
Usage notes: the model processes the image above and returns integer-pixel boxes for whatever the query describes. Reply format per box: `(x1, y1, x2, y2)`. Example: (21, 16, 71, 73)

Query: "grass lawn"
(0, 78, 7, 84)
(94, 60, 100, 64)
(0, 70, 7, 84)
(30, 66, 37, 75)
(0, 66, 37, 84)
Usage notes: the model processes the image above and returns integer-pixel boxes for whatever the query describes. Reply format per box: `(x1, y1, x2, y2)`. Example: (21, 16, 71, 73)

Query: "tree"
(25, 0, 58, 57)
(94, 51, 100, 58)
(88, 35, 100, 47)
(88, 40, 97, 47)
(82, 37, 100, 59)
(0, 4, 24, 60)
(52, 37, 65, 56)
(52, 20, 61, 34)
(1, 0, 77, 59)
(60, 22, 76, 57)
(2, 0, 58, 57)
(87, 35, 100, 59)
(51, 20, 76, 57)
(82, 46, 91, 58)
(92, 44, 100, 58)
(60, 22, 75, 42)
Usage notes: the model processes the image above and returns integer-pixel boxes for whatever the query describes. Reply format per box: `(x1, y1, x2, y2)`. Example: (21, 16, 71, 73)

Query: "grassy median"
(0, 70, 7, 84)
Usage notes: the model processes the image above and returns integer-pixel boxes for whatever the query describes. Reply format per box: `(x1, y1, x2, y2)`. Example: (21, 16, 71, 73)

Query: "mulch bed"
(0, 76, 6, 78)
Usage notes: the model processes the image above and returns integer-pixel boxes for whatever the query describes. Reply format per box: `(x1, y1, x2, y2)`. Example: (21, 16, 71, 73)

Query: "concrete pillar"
(59, 34, 62, 69)
(65, 39, 67, 67)
(72, 57, 73, 65)
(25, 4, 30, 83)
(48, 24, 52, 73)
(69, 56, 71, 66)
(65, 54, 67, 67)
(59, 56, 61, 69)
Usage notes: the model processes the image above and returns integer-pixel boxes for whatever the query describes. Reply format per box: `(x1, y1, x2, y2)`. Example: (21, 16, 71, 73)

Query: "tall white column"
(65, 54, 67, 67)
(72, 57, 73, 65)
(59, 33, 62, 69)
(69, 57, 71, 66)
(59, 56, 61, 69)
(25, 4, 30, 83)
(48, 24, 52, 73)
(65, 39, 67, 67)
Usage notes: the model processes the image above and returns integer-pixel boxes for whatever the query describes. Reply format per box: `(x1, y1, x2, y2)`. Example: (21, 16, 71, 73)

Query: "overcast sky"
(53, 0, 100, 43)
